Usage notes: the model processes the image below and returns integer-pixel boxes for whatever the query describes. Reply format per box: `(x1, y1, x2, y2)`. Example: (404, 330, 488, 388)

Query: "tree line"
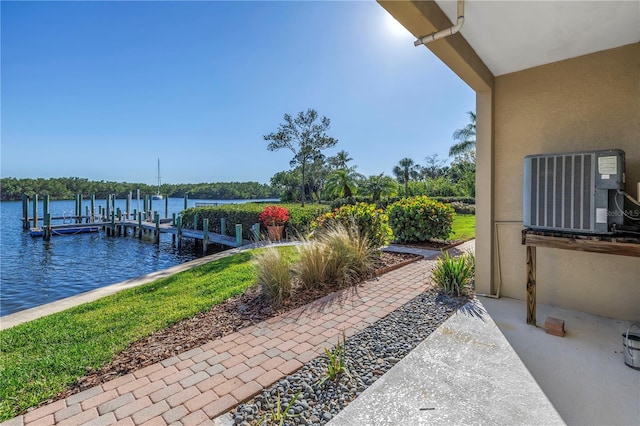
(1, 110, 476, 204)
(0, 177, 278, 201)
(265, 109, 476, 204)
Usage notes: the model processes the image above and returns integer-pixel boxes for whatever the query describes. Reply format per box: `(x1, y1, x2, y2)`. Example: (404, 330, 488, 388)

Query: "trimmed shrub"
(449, 201, 476, 215)
(432, 251, 475, 296)
(254, 247, 292, 308)
(386, 196, 454, 243)
(311, 202, 392, 248)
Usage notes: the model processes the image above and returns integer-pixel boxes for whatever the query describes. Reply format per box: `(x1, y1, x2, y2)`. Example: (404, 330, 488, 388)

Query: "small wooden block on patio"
(545, 317, 565, 337)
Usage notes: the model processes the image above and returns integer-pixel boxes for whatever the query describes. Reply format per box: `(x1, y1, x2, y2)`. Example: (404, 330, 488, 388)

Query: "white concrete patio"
(330, 296, 639, 426)
(480, 297, 639, 425)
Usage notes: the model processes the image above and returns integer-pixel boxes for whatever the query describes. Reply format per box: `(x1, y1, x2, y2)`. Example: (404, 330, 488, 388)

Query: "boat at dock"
(29, 224, 101, 237)
(152, 158, 163, 200)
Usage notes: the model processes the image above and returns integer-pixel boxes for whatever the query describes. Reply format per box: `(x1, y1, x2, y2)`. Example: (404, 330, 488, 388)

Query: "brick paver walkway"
(4, 241, 474, 426)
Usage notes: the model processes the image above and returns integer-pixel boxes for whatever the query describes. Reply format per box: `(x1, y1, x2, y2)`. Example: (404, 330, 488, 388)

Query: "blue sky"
(1, 1, 474, 186)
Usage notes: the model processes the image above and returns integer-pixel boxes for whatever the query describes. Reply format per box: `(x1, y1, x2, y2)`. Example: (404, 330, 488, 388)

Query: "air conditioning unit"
(523, 149, 625, 234)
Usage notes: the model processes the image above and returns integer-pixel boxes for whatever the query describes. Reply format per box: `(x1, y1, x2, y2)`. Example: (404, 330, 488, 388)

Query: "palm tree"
(328, 150, 353, 170)
(362, 173, 397, 202)
(392, 157, 421, 196)
(449, 111, 476, 157)
(324, 168, 363, 199)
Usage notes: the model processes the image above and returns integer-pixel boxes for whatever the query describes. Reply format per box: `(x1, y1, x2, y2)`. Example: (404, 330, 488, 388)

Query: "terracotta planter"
(267, 225, 284, 241)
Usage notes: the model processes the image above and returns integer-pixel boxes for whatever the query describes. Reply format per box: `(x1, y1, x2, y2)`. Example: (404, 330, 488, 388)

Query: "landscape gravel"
(230, 290, 467, 425)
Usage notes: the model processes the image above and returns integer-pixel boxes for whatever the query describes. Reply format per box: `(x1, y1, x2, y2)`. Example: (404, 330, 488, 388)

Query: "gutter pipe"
(414, 0, 465, 46)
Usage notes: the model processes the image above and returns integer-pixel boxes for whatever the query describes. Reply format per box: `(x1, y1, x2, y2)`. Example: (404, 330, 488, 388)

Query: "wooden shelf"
(521, 228, 640, 325)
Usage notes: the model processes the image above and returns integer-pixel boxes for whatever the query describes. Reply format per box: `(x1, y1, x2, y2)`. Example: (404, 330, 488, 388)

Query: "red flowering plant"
(258, 205, 290, 227)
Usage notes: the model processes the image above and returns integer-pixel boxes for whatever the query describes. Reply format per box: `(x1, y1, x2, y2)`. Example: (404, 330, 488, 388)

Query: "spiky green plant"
(259, 389, 302, 425)
(254, 247, 292, 308)
(432, 251, 474, 296)
(318, 331, 351, 386)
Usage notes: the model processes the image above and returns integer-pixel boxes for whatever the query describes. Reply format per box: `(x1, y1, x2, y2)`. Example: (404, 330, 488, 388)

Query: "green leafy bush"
(312, 202, 392, 248)
(254, 247, 292, 308)
(432, 251, 475, 296)
(386, 196, 454, 243)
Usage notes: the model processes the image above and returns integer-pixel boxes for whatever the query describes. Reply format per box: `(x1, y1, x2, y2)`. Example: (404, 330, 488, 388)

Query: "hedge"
(330, 196, 475, 211)
(180, 203, 331, 240)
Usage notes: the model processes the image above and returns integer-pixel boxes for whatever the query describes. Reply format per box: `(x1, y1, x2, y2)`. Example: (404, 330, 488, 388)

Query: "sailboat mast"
(157, 158, 161, 193)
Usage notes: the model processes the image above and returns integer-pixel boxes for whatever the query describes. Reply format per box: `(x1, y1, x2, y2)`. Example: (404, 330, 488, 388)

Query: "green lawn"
(451, 214, 476, 242)
(0, 246, 297, 421)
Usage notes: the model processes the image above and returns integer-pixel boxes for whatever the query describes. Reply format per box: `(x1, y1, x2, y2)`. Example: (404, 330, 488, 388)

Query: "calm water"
(0, 198, 276, 317)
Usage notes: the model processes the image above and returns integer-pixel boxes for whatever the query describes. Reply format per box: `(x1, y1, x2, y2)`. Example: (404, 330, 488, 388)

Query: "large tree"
(422, 153, 447, 180)
(449, 111, 476, 157)
(264, 109, 338, 206)
(392, 157, 421, 197)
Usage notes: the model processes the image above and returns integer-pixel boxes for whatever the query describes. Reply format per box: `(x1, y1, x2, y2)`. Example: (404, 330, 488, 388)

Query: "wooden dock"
(29, 218, 256, 249)
(21, 193, 260, 253)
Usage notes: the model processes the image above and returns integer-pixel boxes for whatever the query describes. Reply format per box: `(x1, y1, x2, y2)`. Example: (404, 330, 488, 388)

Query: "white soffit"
(434, 0, 640, 76)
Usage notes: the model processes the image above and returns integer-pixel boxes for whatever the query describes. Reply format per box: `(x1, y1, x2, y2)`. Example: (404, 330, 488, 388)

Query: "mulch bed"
(50, 251, 420, 404)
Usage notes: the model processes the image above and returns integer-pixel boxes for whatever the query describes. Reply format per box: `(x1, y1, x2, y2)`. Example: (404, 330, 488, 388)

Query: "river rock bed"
(230, 290, 467, 425)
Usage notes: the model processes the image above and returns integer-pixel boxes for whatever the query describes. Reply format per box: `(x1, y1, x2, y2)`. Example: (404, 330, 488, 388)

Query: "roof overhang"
(378, 0, 640, 91)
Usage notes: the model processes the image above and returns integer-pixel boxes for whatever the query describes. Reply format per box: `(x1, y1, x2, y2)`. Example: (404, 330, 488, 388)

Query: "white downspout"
(414, 0, 465, 46)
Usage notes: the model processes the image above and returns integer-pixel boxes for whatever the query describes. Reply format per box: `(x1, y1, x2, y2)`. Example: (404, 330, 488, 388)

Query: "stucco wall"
(492, 43, 640, 321)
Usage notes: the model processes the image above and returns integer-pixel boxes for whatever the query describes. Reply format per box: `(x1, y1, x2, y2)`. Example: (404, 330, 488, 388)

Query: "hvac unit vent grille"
(528, 154, 593, 231)
(523, 150, 625, 234)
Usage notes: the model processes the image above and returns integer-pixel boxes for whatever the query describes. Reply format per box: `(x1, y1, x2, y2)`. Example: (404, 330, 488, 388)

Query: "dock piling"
(154, 212, 160, 244)
(235, 224, 242, 247)
(22, 194, 29, 229)
(32, 194, 38, 229)
(177, 216, 183, 248)
(203, 219, 209, 254)
(252, 223, 260, 243)
(43, 213, 52, 241)
(126, 192, 131, 220)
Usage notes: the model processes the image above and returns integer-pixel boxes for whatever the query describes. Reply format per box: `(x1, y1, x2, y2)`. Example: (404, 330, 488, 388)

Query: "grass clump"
(291, 221, 381, 291)
(0, 247, 296, 422)
(432, 251, 475, 296)
(254, 247, 292, 308)
(293, 242, 329, 290)
(314, 222, 380, 288)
